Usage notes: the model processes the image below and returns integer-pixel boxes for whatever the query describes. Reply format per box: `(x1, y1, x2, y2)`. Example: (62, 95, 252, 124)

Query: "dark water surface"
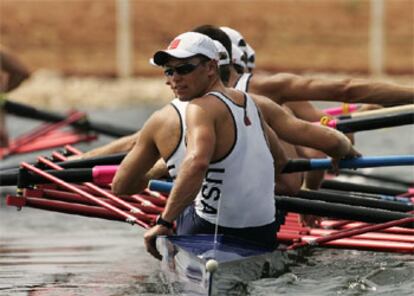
(1, 106, 413, 295)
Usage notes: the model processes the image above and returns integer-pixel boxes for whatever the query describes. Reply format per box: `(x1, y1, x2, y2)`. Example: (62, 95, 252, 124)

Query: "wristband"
(156, 215, 174, 229)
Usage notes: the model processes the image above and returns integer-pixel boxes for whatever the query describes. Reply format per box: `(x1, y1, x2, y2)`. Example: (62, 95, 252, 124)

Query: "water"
(1, 106, 414, 295)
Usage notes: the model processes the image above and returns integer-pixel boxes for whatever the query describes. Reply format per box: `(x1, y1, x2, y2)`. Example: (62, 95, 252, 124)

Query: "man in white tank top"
(112, 32, 290, 259)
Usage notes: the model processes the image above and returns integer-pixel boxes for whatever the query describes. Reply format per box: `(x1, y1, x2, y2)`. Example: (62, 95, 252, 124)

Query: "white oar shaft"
(351, 104, 414, 118)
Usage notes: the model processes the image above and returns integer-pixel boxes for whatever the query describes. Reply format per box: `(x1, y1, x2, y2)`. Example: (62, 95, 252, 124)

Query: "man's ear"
(206, 60, 218, 77)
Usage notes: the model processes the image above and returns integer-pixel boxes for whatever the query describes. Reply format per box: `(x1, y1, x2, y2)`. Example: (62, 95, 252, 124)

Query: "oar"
(323, 104, 359, 116)
(295, 190, 413, 212)
(0, 152, 127, 173)
(338, 169, 414, 187)
(320, 111, 414, 133)
(321, 179, 410, 196)
(4, 99, 136, 137)
(287, 216, 414, 250)
(147, 180, 414, 226)
(283, 155, 414, 173)
(2, 155, 413, 186)
(0, 165, 119, 187)
(338, 104, 414, 120)
(320, 188, 411, 204)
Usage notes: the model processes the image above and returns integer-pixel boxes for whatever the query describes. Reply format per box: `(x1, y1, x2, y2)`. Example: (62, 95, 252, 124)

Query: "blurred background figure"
(0, 45, 31, 92)
(0, 44, 31, 147)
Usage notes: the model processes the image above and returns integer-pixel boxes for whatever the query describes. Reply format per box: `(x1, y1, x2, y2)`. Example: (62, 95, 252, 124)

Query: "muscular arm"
(252, 72, 414, 106)
(253, 95, 358, 159)
(263, 121, 302, 195)
(112, 115, 161, 195)
(284, 101, 327, 122)
(161, 100, 215, 223)
(79, 131, 139, 159)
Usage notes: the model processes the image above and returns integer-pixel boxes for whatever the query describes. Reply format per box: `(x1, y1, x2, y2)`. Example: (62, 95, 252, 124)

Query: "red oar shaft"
(37, 155, 152, 228)
(20, 162, 146, 227)
(41, 188, 162, 215)
(321, 220, 414, 235)
(288, 216, 414, 250)
(11, 112, 85, 148)
(278, 232, 414, 253)
(308, 228, 414, 243)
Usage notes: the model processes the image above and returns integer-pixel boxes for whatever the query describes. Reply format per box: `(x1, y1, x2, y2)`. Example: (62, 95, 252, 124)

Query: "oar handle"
(283, 155, 414, 173)
(0, 165, 118, 187)
(320, 111, 414, 133)
(148, 180, 173, 193)
(323, 104, 359, 116)
(0, 152, 127, 173)
(92, 165, 118, 185)
(313, 155, 414, 169)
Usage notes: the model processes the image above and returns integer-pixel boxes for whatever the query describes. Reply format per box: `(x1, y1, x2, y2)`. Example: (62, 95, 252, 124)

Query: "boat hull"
(156, 234, 290, 296)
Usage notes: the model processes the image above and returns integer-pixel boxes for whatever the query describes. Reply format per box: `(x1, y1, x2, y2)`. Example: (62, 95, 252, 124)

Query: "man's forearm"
(341, 79, 414, 106)
(81, 133, 138, 159)
(161, 156, 207, 222)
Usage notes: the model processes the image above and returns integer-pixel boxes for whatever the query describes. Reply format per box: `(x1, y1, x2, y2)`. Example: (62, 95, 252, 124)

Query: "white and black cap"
(213, 40, 230, 66)
(245, 43, 256, 69)
(232, 44, 246, 68)
(153, 32, 219, 66)
(220, 26, 247, 49)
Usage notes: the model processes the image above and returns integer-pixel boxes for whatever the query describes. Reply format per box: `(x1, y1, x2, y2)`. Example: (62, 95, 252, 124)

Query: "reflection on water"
(0, 206, 169, 296)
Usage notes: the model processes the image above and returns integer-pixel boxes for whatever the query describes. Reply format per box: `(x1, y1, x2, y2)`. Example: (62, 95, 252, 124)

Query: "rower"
(112, 31, 290, 258)
(0, 44, 31, 147)
(192, 25, 363, 227)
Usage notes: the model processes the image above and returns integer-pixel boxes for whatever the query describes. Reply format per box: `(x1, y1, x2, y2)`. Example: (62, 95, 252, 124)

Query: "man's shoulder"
(251, 72, 299, 85)
(187, 93, 230, 120)
(145, 104, 177, 127)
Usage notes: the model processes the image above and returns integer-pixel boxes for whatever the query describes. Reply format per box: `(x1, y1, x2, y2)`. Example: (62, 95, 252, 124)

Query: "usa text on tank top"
(166, 93, 275, 228)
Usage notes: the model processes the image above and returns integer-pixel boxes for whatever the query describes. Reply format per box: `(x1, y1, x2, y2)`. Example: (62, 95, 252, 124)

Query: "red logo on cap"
(168, 39, 181, 49)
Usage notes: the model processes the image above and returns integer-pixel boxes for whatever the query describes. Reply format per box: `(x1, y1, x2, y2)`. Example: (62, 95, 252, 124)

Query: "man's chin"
(177, 94, 192, 101)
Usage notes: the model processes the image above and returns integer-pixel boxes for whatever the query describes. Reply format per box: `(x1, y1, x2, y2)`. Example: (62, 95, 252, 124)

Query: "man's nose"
(171, 71, 182, 81)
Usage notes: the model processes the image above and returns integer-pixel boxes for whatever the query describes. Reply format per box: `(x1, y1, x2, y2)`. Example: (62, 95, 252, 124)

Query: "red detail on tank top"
(244, 115, 251, 126)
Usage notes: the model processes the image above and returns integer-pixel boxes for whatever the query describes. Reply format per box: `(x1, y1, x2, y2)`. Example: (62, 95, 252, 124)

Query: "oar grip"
(92, 165, 118, 185)
(281, 159, 312, 173)
(323, 104, 358, 116)
(148, 180, 173, 193)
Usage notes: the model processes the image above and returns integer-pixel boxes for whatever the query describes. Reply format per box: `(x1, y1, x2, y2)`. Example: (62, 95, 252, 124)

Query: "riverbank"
(7, 69, 414, 110)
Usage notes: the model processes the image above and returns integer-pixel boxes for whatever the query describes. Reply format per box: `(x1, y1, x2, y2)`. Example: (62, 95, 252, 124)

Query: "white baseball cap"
(153, 32, 219, 66)
(214, 40, 230, 66)
(232, 44, 246, 68)
(246, 43, 256, 69)
(220, 26, 246, 49)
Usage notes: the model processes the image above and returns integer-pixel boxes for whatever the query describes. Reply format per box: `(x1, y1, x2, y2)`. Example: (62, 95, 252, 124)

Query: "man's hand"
(331, 146, 362, 175)
(299, 214, 322, 228)
(143, 224, 173, 260)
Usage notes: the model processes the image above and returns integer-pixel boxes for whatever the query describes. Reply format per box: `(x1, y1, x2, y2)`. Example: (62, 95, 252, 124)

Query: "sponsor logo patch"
(168, 39, 181, 49)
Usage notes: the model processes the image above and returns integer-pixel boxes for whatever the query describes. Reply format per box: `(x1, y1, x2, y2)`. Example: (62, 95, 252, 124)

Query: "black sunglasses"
(164, 61, 203, 76)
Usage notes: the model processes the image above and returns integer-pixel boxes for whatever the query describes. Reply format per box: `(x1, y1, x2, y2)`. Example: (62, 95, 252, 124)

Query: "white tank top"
(233, 73, 253, 92)
(166, 93, 275, 228)
(165, 98, 188, 179)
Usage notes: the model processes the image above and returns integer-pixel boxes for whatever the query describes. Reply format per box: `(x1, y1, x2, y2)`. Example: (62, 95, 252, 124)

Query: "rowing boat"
(156, 234, 291, 296)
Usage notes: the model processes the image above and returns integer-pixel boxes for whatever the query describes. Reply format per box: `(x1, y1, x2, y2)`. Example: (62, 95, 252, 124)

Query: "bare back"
(154, 89, 252, 164)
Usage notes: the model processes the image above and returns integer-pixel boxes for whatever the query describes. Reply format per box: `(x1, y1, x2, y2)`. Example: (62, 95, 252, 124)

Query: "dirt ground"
(0, 0, 413, 109)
